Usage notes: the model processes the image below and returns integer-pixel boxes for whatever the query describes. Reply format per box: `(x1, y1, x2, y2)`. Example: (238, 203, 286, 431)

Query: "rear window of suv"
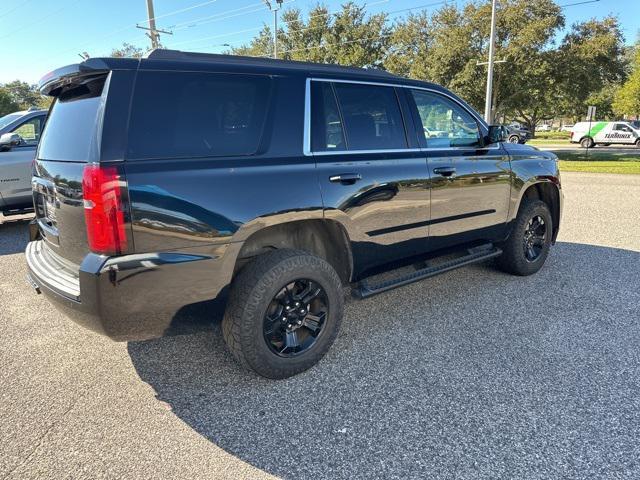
(127, 72, 271, 160)
(38, 76, 107, 162)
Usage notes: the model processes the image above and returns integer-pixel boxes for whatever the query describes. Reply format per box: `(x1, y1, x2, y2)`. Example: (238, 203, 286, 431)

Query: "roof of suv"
(144, 49, 405, 80)
(41, 49, 444, 94)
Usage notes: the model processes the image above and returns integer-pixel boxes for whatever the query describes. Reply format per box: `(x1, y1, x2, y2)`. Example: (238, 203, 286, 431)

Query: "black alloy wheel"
(263, 279, 329, 357)
(523, 215, 546, 262)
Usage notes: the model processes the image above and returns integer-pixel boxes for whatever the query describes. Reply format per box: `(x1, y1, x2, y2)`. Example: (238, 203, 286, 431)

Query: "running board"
(353, 244, 502, 299)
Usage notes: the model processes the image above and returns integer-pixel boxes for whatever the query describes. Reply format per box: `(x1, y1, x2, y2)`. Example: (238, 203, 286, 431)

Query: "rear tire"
(580, 137, 594, 148)
(222, 249, 344, 379)
(496, 199, 553, 276)
(508, 135, 520, 144)
(635, 139, 640, 148)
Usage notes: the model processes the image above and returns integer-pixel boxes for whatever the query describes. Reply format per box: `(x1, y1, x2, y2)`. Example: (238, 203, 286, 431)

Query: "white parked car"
(560, 124, 574, 132)
(535, 124, 552, 132)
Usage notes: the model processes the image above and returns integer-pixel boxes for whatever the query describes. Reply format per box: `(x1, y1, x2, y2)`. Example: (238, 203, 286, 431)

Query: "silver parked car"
(0, 108, 47, 217)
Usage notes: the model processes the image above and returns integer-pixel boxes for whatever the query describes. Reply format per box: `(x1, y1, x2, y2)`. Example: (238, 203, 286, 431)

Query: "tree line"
(232, 0, 636, 131)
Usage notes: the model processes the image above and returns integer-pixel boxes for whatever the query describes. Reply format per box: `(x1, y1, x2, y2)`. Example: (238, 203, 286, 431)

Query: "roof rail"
(145, 49, 400, 79)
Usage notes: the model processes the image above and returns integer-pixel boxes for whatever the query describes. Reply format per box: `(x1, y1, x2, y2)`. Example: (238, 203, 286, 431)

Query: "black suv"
(26, 50, 562, 379)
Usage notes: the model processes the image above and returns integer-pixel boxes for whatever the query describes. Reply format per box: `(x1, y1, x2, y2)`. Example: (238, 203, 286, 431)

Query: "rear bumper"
(26, 240, 235, 341)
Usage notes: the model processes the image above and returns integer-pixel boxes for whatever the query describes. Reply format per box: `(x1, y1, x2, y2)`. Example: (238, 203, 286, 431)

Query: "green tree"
(613, 45, 640, 118)
(557, 16, 627, 121)
(110, 42, 146, 58)
(384, 0, 565, 131)
(231, 2, 389, 68)
(2, 80, 41, 109)
(0, 87, 20, 116)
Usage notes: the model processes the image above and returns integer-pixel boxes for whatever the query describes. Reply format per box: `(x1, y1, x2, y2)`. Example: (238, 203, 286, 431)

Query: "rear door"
(32, 72, 126, 265)
(311, 79, 431, 276)
(408, 88, 511, 250)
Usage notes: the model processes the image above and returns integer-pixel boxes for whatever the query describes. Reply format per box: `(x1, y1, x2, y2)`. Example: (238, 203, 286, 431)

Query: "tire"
(496, 199, 553, 276)
(580, 137, 594, 148)
(508, 135, 520, 144)
(222, 249, 344, 379)
(635, 139, 640, 148)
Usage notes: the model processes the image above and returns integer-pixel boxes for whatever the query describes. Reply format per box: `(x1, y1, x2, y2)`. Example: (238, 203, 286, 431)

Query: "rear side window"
(310, 82, 346, 152)
(38, 76, 106, 162)
(127, 72, 271, 159)
(333, 83, 407, 151)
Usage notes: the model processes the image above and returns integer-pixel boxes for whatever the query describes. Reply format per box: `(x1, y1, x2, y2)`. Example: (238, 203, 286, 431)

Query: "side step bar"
(353, 244, 502, 299)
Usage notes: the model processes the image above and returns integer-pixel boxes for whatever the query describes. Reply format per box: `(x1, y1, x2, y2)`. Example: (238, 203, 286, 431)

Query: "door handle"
(433, 166, 456, 177)
(329, 173, 362, 184)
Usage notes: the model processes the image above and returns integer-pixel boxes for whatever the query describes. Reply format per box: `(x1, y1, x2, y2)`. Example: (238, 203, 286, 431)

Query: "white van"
(570, 121, 640, 148)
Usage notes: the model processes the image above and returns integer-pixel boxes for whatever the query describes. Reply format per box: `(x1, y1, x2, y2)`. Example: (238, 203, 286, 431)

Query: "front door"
(0, 115, 45, 209)
(408, 89, 511, 250)
(310, 80, 431, 277)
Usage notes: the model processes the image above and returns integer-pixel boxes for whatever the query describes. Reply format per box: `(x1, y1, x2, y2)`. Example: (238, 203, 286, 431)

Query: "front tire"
(635, 139, 640, 148)
(508, 135, 520, 144)
(496, 199, 553, 276)
(222, 249, 344, 379)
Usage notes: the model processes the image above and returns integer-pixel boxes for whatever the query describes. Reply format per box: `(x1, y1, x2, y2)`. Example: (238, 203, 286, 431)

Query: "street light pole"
(484, 0, 498, 123)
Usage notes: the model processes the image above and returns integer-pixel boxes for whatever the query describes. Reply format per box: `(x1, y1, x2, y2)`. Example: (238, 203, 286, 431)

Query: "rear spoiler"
(39, 57, 139, 96)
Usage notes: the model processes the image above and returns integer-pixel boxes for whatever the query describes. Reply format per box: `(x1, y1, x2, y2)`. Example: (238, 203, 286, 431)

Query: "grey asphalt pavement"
(1, 172, 639, 479)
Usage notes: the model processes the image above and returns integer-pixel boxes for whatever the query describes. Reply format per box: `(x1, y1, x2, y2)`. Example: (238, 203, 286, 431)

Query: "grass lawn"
(528, 138, 571, 146)
(553, 150, 640, 174)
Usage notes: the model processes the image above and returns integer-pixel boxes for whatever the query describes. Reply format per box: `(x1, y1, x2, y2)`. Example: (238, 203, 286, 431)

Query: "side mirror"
(486, 125, 507, 144)
(0, 132, 22, 151)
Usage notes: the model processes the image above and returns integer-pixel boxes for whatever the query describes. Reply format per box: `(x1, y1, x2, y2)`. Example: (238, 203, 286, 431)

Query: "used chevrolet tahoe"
(26, 50, 562, 379)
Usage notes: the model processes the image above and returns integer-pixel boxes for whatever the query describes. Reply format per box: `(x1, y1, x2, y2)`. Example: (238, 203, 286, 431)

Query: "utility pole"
(263, 0, 284, 58)
(136, 0, 173, 50)
(484, 0, 498, 123)
(145, 0, 160, 49)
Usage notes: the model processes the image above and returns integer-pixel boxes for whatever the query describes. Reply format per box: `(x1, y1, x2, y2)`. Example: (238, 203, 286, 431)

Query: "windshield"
(0, 113, 22, 130)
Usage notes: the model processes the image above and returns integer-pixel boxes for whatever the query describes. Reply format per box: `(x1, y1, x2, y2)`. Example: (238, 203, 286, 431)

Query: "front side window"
(332, 83, 407, 151)
(127, 72, 271, 159)
(412, 90, 481, 148)
(12, 116, 44, 145)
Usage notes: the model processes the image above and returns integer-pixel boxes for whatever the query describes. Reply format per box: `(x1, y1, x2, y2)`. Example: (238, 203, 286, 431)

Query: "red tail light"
(82, 164, 128, 255)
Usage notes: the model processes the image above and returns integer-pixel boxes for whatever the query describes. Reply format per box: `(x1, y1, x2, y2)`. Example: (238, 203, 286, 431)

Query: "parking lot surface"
(1, 172, 639, 479)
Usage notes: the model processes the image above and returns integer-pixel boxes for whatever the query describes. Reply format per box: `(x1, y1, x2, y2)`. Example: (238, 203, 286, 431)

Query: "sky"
(0, 0, 638, 84)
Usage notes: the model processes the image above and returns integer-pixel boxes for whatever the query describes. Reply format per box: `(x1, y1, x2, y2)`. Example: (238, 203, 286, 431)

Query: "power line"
(0, 0, 83, 40)
(169, 2, 267, 31)
(169, 0, 433, 51)
(138, 0, 221, 25)
(0, 0, 34, 19)
(558, 0, 600, 7)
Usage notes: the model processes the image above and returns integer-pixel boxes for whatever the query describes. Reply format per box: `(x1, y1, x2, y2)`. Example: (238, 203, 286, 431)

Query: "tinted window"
(411, 90, 480, 148)
(311, 81, 346, 151)
(333, 83, 407, 150)
(127, 72, 270, 159)
(38, 77, 106, 162)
